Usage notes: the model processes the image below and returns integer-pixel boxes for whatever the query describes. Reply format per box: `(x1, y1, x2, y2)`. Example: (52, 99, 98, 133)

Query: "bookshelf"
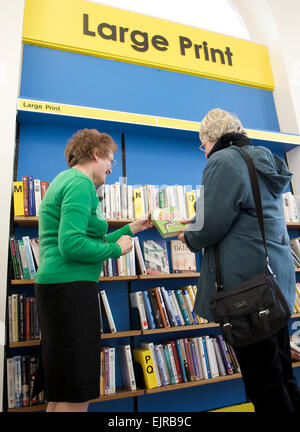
(6, 33, 300, 413)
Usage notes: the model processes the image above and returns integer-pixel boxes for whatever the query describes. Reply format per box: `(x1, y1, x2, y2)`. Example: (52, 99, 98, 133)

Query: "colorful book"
(133, 348, 158, 389)
(152, 207, 187, 238)
(13, 182, 24, 216)
(170, 240, 196, 273)
(142, 240, 170, 274)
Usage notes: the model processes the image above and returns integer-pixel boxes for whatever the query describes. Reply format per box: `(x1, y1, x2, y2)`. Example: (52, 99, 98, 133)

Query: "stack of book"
(130, 285, 207, 330)
(9, 236, 39, 280)
(282, 192, 300, 223)
(6, 355, 45, 409)
(13, 176, 49, 217)
(8, 294, 40, 343)
(96, 182, 201, 220)
(133, 335, 240, 389)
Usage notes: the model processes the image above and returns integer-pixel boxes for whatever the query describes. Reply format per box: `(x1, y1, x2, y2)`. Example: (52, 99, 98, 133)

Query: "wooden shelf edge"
(9, 340, 40, 348)
(7, 388, 145, 412)
(101, 330, 141, 339)
(287, 222, 300, 229)
(142, 322, 218, 335)
(145, 373, 242, 395)
(137, 272, 200, 280)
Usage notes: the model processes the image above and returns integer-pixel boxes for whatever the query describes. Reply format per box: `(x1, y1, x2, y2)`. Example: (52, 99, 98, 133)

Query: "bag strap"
(215, 147, 270, 292)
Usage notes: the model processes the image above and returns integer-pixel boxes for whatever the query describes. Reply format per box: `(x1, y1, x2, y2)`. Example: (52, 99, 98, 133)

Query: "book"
(175, 339, 188, 383)
(22, 236, 36, 279)
(154, 345, 167, 386)
(133, 187, 145, 218)
(134, 237, 147, 275)
(130, 291, 148, 330)
(34, 179, 42, 216)
(99, 290, 117, 333)
(118, 344, 137, 391)
(133, 348, 158, 389)
(142, 290, 156, 329)
(13, 181, 25, 216)
(175, 289, 191, 325)
(170, 240, 196, 273)
(160, 287, 178, 327)
(140, 342, 161, 387)
(142, 240, 170, 274)
(152, 207, 187, 238)
(28, 176, 36, 216)
(22, 176, 29, 216)
(148, 289, 164, 328)
(152, 287, 170, 328)
(185, 190, 196, 218)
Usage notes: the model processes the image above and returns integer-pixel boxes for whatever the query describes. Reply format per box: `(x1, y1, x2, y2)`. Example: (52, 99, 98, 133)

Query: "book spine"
(13, 181, 25, 216)
(14, 356, 22, 408)
(167, 343, 179, 384)
(157, 345, 170, 385)
(161, 287, 178, 327)
(154, 287, 170, 328)
(170, 290, 185, 325)
(109, 347, 115, 394)
(175, 339, 187, 383)
(216, 335, 233, 375)
(28, 176, 36, 216)
(175, 289, 191, 325)
(140, 342, 161, 387)
(100, 290, 117, 333)
(167, 290, 181, 326)
(22, 236, 36, 279)
(18, 240, 30, 279)
(212, 338, 227, 376)
(22, 176, 29, 216)
(34, 179, 41, 216)
(163, 345, 175, 384)
(40, 180, 49, 200)
(6, 358, 15, 408)
(104, 347, 110, 394)
(142, 291, 156, 329)
(184, 338, 195, 381)
(130, 291, 148, 330)
(148, 289, 164, 328)
(154, 345, 167, 386)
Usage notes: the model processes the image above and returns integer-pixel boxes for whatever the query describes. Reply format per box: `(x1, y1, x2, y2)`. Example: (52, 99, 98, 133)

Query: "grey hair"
(199, 108, 246, 142)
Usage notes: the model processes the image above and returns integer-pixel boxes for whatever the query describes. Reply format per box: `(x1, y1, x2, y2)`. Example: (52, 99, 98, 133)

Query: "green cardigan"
(35, 168, 132, 284)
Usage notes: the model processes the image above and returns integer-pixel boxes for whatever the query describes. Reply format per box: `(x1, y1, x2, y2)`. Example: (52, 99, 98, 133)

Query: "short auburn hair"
(65, 129, 117, 168)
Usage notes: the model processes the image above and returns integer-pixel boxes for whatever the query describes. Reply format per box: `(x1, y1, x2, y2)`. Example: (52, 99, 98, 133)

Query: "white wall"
(231, 0, 300, 198)
(0, 0, 25, 411)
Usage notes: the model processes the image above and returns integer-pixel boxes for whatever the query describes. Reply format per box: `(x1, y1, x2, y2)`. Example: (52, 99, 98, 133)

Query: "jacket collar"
(207, 132, 252, 158)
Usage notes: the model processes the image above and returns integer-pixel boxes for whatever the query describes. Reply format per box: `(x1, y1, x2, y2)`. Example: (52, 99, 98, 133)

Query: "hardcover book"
(142, 240, 170, 274)
(152, 207, 187, 239)
(170, 240, 196, 273)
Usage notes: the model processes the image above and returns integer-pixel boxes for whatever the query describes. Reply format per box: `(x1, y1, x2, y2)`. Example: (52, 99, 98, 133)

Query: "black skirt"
(34, 281, 101, 403)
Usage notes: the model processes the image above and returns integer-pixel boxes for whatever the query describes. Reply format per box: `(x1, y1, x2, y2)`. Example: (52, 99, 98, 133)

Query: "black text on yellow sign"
(83, 14, 234, 67)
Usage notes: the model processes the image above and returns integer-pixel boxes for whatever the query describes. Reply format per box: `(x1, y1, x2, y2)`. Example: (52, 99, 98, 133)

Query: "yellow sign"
(22, 0, 274, 90)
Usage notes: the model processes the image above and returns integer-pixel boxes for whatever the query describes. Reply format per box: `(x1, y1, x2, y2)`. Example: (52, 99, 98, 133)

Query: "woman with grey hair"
(179, 108, 300, 412)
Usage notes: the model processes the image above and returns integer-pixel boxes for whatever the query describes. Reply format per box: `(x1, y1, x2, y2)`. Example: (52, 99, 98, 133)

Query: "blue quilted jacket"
(185, 140, 296, 322)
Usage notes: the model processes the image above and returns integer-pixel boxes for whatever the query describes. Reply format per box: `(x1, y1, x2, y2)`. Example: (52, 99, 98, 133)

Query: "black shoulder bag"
(210, 148, 291, 347)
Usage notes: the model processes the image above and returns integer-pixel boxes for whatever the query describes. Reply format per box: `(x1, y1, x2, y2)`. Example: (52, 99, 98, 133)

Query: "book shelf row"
(10, 267, 300, 286)
(10, 272, 200, 285)
(13, 216, 300, 230)
(9, 315, 300, 349)
(7, 361, 300, 412)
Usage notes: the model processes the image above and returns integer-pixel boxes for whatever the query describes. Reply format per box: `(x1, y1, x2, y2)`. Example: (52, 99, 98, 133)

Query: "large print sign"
(23, 0, 274, 90)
